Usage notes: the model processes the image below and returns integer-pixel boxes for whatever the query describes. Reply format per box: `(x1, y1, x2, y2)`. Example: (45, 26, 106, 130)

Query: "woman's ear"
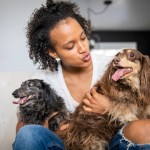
(48, 50, 58, 59)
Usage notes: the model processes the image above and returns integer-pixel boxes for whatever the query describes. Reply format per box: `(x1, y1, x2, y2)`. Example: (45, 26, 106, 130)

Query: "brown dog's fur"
(58, 49, 150, 150)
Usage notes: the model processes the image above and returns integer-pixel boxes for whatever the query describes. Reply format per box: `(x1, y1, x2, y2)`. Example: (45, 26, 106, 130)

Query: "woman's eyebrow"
(62, 31, 85, 47)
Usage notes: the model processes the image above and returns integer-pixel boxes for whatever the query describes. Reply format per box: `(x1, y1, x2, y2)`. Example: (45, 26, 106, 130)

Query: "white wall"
(0, 0, 89, 71)
(0, 0, 46, 71)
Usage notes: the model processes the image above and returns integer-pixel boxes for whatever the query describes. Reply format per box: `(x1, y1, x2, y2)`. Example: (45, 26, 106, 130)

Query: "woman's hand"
(59, 122, 70, 131)
(83, 87, 112, 114)
(54, 122, 70, 135)
(16, 120, 24, 133)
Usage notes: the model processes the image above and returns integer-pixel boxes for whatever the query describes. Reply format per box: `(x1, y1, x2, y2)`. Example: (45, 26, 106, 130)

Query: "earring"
(56, 57, 60, 61)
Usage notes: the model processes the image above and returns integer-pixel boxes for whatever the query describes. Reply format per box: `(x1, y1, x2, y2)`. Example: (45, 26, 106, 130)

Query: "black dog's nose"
(113, 57, 120, 65)
(12, 90, 18, 98)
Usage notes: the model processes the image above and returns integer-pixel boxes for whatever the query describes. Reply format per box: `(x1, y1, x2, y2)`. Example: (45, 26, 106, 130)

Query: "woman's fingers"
(85, 91, 93, 100)
(85, 87, 97, 103)
(83, 88, 112, 114)
(55, 123, 70, 134)
(82, 98, 92, 107)
(83, 105, 93, 112)
(59, 123, 70, 131)
(90, 87, 97, 96)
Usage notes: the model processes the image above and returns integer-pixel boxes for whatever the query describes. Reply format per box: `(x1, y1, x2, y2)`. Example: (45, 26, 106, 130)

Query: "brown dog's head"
(102, 49, 150, 103)
(112, 49, 143, 87)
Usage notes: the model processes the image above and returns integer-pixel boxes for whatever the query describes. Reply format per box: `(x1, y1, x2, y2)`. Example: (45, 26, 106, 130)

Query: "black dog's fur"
(12, 79, 69, 131)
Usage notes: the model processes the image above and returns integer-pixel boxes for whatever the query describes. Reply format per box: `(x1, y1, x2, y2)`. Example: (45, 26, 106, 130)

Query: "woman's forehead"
(49, 18, 83, 44)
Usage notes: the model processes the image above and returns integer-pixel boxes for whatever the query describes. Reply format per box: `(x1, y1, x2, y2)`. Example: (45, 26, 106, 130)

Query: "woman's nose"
(78, 41, 86, 53)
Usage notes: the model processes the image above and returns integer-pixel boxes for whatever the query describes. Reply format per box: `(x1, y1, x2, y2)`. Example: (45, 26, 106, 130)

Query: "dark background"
(92, 31, 150, 56)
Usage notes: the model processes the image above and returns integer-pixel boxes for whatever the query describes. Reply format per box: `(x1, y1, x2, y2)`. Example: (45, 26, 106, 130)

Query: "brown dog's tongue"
(12, 97, 28, 104)
(112, 68, 127, 81)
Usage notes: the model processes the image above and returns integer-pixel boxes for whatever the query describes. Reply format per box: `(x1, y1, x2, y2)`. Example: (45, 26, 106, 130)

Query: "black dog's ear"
(140, 55, 150, 104)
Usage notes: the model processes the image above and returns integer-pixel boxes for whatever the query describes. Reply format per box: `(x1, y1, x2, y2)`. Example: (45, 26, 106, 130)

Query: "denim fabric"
(13, 125, 66, 150)
(109, 125, 150, 150)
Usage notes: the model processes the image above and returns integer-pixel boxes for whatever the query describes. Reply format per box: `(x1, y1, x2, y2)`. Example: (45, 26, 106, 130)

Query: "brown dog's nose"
(113, 57, 120, 65)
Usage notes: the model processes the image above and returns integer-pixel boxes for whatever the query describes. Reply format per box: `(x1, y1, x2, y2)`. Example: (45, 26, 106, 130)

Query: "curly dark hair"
(27, 0, 91, 71)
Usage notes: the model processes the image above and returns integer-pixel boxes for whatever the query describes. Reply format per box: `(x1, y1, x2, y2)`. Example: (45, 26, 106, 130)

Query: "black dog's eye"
(29, 82, 34, 87)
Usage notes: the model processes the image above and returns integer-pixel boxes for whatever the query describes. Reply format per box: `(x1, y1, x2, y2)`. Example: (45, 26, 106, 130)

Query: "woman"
(13, 0, 150, 150)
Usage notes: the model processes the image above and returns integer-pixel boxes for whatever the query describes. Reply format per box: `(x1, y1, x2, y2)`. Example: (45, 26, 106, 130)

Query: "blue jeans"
(13, 125, 66, 150)
(109, 125, 150, 150)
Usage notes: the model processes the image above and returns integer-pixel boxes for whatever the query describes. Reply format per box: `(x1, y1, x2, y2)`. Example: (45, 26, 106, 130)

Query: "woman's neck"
(61, 62, 93, 75)
(61, 61, 93, 103)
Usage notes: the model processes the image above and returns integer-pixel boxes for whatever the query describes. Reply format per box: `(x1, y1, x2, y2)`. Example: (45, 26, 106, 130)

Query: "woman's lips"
(82, 53, 91, 62)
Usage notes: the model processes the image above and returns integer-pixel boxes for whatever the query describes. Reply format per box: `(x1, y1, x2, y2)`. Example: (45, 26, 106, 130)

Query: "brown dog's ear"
(94, 61, 114, 94)
(140, 55, 150, 103)
(100, 61, 114, 92)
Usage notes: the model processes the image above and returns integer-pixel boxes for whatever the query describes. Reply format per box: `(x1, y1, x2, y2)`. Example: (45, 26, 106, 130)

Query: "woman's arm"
(83, 87, 112, 114)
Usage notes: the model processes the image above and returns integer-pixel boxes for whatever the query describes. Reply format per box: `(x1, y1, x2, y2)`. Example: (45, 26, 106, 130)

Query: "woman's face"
(49, 17, 92, 70)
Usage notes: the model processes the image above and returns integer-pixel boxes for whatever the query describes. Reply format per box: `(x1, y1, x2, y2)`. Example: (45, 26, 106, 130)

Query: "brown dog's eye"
(129, 53, 135, 58)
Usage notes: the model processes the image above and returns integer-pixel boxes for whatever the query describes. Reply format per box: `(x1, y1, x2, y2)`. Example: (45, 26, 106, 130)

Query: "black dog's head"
(12, 79, 69, 131)
(12, 79, 45, 105)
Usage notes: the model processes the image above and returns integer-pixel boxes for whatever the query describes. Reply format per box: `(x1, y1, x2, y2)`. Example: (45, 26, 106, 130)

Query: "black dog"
(12, 79, 69, 131)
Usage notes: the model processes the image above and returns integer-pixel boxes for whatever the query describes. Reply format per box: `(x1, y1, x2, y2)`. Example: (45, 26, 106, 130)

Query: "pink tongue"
(12, 97, 28, 104)
(112, 68, 127, 81)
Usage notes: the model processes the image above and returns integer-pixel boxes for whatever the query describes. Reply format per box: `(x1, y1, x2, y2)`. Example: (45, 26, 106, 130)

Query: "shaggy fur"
(58, 49, 150, 150)
(12, 79, 69, 131)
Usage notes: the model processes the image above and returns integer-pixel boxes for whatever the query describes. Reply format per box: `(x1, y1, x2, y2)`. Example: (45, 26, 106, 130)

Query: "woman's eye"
(66, 44, 74, 50)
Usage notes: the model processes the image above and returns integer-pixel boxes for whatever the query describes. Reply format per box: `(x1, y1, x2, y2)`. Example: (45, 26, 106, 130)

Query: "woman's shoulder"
(32, 69, 52, 78)
(32, 60, 62, 80)
(31, 69, 58, 82)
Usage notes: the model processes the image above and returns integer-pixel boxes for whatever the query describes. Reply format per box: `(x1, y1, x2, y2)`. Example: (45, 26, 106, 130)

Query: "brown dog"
(58, 49, 150, 150)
